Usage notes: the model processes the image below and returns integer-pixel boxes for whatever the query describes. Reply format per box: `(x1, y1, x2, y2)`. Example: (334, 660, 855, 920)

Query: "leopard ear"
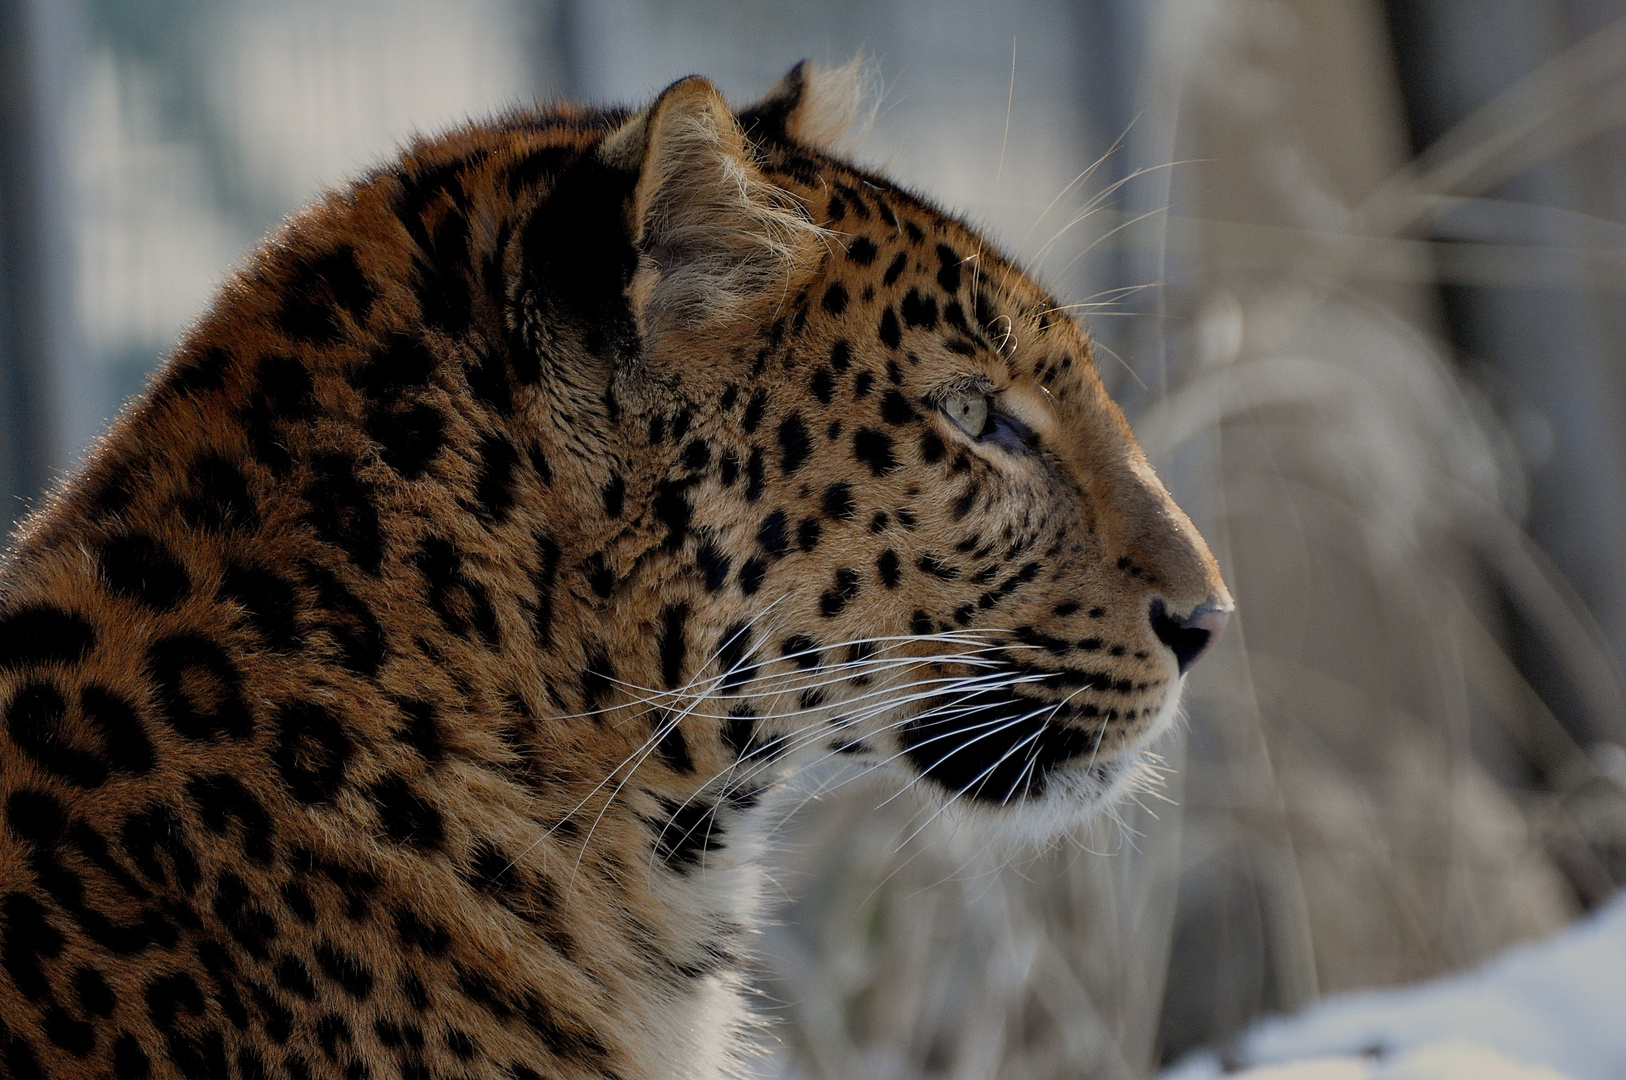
(601, 76, 824, 343)
(738, 56, 875, 150)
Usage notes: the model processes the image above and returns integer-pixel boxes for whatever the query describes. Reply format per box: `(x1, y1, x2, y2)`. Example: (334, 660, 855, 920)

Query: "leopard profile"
(0, 60, 1230, 1080)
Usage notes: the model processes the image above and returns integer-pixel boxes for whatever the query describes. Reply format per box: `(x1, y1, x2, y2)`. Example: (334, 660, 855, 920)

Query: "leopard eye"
(941, 390, 989, 438)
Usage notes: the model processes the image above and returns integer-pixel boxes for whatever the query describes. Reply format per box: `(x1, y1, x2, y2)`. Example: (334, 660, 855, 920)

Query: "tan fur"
(0, 63, 1227, 1080)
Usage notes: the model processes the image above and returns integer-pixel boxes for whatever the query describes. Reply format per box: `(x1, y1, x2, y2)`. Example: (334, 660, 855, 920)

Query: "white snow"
(1163, 889, 1626, 1080)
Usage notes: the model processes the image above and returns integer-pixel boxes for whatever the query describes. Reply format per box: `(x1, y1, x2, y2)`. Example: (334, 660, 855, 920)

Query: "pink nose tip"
(1150, 600, 1230, 674)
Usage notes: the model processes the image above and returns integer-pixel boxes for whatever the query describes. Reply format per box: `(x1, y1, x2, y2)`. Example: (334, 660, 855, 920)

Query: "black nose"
(1150, 600, 1230, 674)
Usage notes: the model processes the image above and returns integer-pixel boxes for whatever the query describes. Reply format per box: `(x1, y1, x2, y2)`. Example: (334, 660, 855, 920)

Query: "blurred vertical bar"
(0, 0, 56, 543)
(1384, 0, 1626, 744)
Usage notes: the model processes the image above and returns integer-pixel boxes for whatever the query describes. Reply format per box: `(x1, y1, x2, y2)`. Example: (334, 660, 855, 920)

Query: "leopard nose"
(1150, 600, 1229, 674)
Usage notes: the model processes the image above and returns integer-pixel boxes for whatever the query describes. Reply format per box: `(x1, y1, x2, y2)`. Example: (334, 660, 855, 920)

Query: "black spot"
(416, 536, 499, 646)
(303, 453, 383, 575)
(853, 428, 898, 475)
(918, 554, 960, 580)
(367, 401, 445, 480)
(583, 552, 615, 598)
(652, 714, 693, 775)
(738, 558, 766, 595)
(796, 517, 822, 551)
(742, 389, 768, 434)
(275, 956, 317, 1000)
(896, 506, 918, 529)
(162, 344, 232, 399)
(652, 480, 692, 549)
(852, 370, 875, 398)
(278, 246, 376, 344)
(112, 1033, 150, 1079)
(7, 681, 109, 788)
(777, 413, 812, 475)
(581, 650, 616, 711)
(2, 891, 64, 1001)
(393, 907, 451, 956)
(809, 367, 835, 404)
(819, 569, 862, 617)
(901, 289, 938, 330)
(881, 389, 919, 425)
(212, 871, 278, 961)
(878, 308, 901, 349)
(822, 283, 849, 315)
(273, 701, 353, 804)
(601, 474, 625, 518)
(722, 709, 756, 756)
(756, 509, 789, 557)
(645, 796, 724, 872)
(882, 252, 908, 287)
(717, 622, 755, 692)
(744, 448, 765, 502)
(827, 194, 847, 221)
(887, 359, 905, 384)
(218, 563, 301, 653)
(302, 563, 386, 676)
(681, 439, 711, 471)
(876, 550, 901, 588)
(953, 483, 980, 520)
(935, 243, 963, 294)
(471, 434, 521, 523)
(371, 775, 444, 848)
(530, 534, 562, 649)
(658, 604, 689, 689)
(821, 482, 857, 521)
(187, 774, 273, 863)
(99, 533, 191, 611)
(780, 634, 821, 670)
(830, 340, 852, 371)
(847, 237, 878, 265)
(179, 455, 260, 532)
(696, 541, 731, 592)
(147, 635, 251, 741)
(718, 451, 739, 487)
(0, 605, 95, 672)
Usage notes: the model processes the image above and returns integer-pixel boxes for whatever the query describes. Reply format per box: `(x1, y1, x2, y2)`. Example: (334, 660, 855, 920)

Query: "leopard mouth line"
(897, 685, 1126, 805)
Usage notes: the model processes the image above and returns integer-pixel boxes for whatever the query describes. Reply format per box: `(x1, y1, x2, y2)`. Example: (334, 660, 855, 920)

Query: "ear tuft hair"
(604, 77, 826, 343)
(738, 55, 877, 151)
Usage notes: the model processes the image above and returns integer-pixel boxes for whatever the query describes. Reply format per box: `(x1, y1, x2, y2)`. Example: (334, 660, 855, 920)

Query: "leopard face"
(0, 60, 1228, 1080)
(582, 71, 1231, 844)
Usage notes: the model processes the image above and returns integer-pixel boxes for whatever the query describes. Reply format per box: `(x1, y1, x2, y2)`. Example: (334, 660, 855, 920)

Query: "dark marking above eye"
(847, 237, 878, 265)
(822, 283, 849, 316)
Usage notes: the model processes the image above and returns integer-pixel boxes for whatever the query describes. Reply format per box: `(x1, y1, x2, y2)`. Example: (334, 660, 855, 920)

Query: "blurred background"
(3, 1, 1626, 1077)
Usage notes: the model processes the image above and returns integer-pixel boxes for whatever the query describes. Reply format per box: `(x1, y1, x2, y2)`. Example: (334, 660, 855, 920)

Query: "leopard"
(0, 59, 1230, 1080)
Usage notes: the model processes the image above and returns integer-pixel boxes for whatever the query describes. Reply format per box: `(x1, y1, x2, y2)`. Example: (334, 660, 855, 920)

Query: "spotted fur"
(0, 62, 1229, 1080)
